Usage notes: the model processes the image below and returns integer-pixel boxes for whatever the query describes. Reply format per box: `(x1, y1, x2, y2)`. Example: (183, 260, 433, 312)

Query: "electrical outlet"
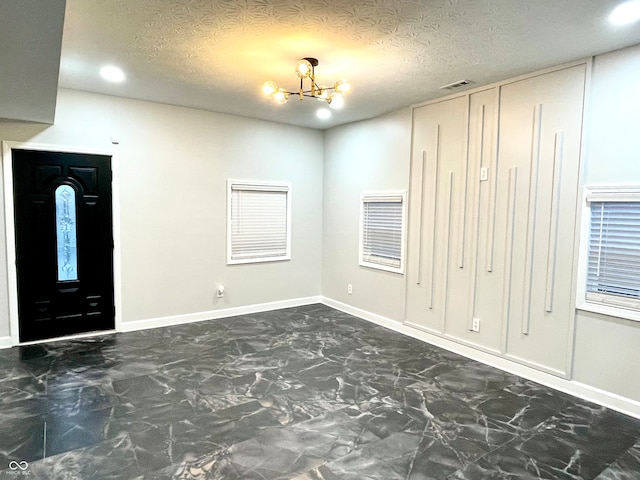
(216, 284, 225, 298)
(480, 167, 489, 181)
(472, 318, 480, 332)
(347, 284, 353, 295)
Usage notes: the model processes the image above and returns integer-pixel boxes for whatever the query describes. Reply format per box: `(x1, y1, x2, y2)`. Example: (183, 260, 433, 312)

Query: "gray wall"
(0, 89, 323, 335)
(572, 44, 640, 401)
(322, 109, 412, 321)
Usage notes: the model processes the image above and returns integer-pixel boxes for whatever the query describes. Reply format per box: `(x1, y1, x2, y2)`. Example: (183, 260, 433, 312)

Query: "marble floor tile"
(311, 431, 422, 479)
(0, 415, 45, 465)
(595, 440, 640, 480)
(0, 304, 638, 480)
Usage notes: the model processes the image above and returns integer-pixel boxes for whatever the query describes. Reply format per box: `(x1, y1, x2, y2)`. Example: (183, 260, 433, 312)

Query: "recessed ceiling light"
(317, 108, 331, 120)
(609, 1, 640, 25)
(100, 65, 126, 83)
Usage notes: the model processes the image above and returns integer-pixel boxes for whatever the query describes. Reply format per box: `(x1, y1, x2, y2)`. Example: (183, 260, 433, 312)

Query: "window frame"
(358, 190, 407, 274)
(577, 185, 640, 322)
(226, 179, 292, 265)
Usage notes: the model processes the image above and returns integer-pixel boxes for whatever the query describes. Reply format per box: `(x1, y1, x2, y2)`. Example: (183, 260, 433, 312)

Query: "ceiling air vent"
(439, 79, 474, 90)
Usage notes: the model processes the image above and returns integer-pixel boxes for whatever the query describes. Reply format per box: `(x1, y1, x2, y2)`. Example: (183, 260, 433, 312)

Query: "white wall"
(572, 44, 640, 401)
(322, 109, 411, 321)
(0, 89, 323, 336)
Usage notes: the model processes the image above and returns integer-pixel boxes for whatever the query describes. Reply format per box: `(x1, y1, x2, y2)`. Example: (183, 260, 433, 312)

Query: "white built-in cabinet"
(405, 64, 586, 376)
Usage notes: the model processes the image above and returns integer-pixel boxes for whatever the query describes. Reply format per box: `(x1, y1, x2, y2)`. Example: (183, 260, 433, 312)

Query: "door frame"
(2, 141, 122, 345)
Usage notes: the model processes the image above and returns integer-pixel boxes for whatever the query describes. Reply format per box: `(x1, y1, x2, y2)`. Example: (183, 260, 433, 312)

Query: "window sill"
(576, 301, 640, 323)
(228, 255, 291, 265)
(359, 260, 404, 275)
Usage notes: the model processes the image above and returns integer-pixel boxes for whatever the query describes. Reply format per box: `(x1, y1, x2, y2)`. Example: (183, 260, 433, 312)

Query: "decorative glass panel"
(55, 184, 79, 281)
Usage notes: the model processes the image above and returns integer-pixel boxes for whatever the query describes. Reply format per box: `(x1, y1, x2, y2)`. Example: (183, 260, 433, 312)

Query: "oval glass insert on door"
(55, 184, 79, 281)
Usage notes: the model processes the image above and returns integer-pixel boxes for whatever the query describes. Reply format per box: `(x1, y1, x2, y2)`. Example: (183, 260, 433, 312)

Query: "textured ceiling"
(58, 0, 640, 129)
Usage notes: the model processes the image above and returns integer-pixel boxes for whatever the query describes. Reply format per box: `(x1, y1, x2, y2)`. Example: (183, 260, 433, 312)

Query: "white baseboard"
(4, 295, 638, 419)
(120, 296, 323, 333)
(321, 297, 640, 420)
(1, 296, 322, 347)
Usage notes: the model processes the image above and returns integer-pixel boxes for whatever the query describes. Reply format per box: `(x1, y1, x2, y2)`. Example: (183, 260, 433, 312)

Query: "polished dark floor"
(0, 304, 639, 479)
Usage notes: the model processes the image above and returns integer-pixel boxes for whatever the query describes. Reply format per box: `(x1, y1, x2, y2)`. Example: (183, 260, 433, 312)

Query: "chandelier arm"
(280, 87, 336, 95)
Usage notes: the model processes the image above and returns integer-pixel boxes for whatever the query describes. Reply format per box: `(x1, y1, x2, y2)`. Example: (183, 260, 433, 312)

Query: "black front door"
(12, 149, 114, 342)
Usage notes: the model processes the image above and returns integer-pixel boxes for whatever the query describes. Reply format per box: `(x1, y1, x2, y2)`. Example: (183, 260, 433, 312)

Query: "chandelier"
(262, 58, 350, 109)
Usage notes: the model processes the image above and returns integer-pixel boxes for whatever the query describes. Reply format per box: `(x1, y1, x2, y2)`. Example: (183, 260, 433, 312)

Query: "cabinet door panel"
(406, 96, 468, 333)
(497, 65, 586, 374)
(450, 88, 502, 351)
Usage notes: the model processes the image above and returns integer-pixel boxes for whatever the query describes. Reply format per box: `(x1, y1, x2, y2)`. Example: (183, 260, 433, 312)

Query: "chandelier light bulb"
(295, 59, 313, 78)
(273, 88, 289, 104)
(334, 79, 350, 95)
(262, 80, 278, 96)
(328, 92, 344, 109)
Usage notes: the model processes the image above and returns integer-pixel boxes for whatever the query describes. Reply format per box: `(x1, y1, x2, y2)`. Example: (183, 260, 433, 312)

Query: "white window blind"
(228, 181, 291, 264)
(360, 192, 406, 273)
(586, 199, 640, 311)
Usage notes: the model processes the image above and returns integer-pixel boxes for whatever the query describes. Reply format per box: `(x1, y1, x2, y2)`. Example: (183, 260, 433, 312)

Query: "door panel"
(496, 65, 585, 374)
(405, 96, 468, 333)
(12, 149, 114, 342)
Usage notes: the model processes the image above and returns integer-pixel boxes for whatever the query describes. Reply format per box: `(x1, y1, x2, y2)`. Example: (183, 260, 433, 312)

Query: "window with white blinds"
(359, 192, 406, 274)
(227, 181, 291, 264)
(585, 187, 640, 312)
